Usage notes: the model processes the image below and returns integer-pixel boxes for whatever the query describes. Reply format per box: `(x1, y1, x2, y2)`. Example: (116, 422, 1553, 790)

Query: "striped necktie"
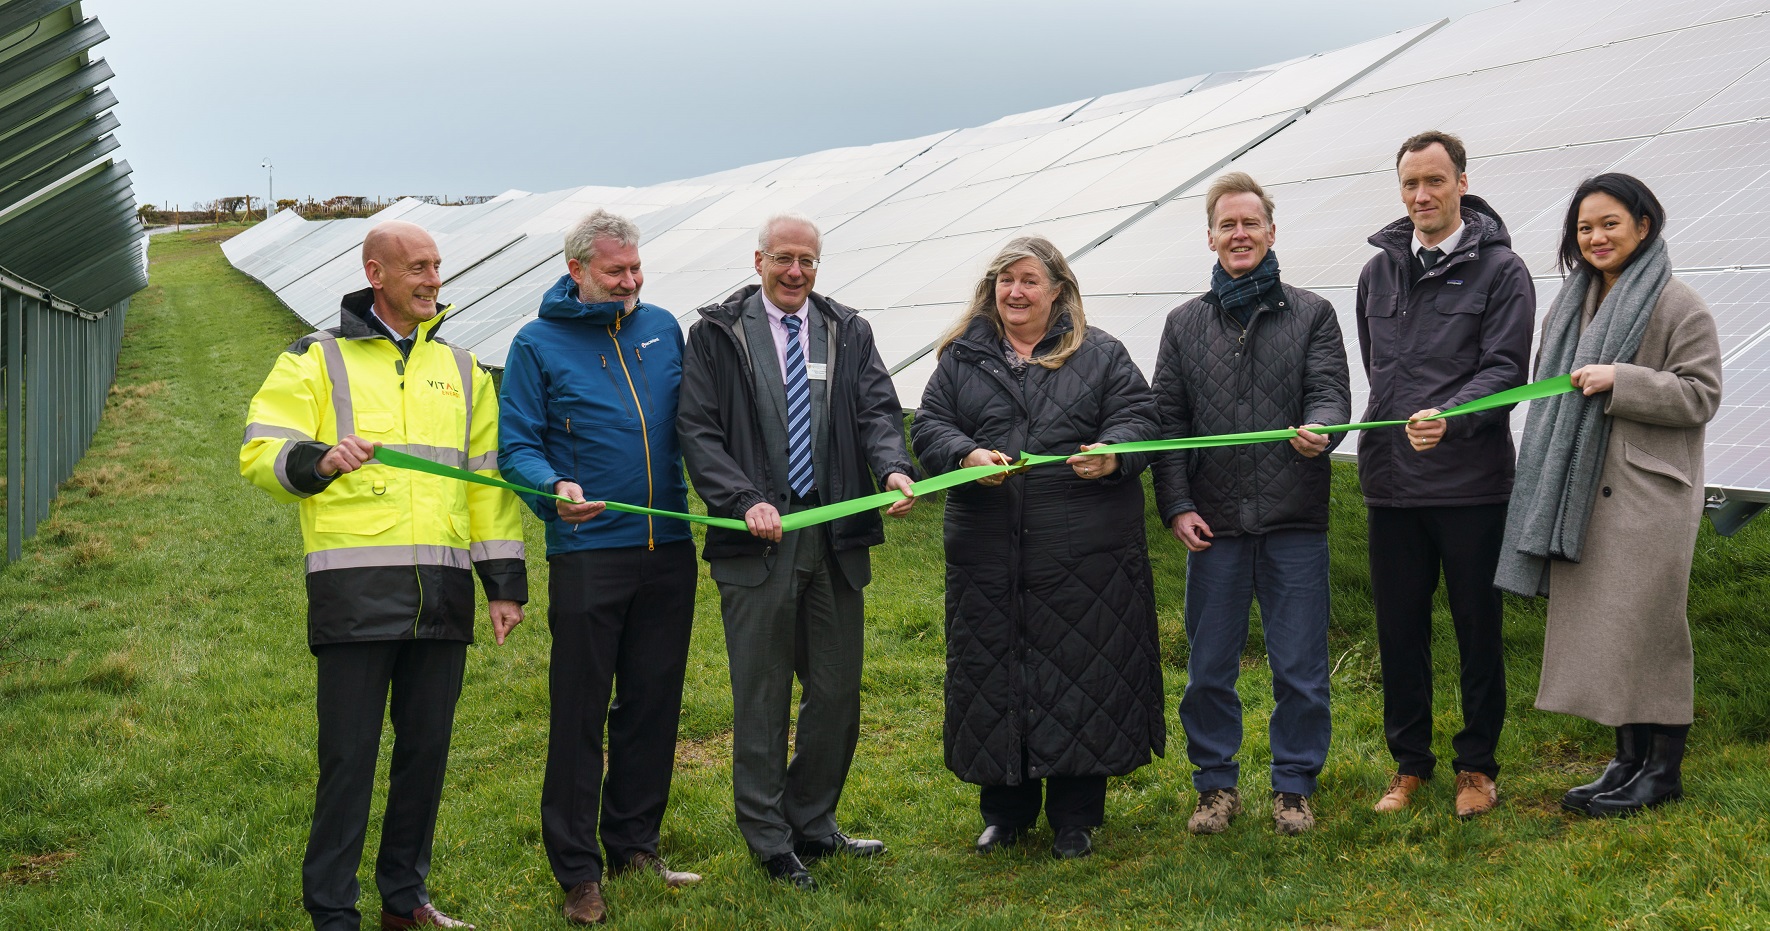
(782, 313, 815, 498)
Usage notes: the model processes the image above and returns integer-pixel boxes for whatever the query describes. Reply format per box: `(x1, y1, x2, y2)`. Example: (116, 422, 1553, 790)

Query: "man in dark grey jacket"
(1152, 172, 1351, 838)
(677, 213, 916, 890)
(1356, 131, 1534, 819)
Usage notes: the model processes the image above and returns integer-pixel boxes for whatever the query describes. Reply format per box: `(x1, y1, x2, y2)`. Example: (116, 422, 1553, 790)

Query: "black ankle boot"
(1586, 724, 1688, 817)
(1562, 724, 1648, 814)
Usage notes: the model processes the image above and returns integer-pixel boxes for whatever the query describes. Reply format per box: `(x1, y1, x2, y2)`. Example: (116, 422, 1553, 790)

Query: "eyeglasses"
(761, 250, 820, 270)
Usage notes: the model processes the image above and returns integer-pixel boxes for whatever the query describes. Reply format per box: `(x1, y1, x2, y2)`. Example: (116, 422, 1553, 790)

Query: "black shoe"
(1051, 825, 1092, 860)
(1562, 724, 1649, 814)
(761, 852, 816, 890)
(1587, 725, 1688, 817)
(794, 831, 886, 863)
(975, 824, 1024, 854)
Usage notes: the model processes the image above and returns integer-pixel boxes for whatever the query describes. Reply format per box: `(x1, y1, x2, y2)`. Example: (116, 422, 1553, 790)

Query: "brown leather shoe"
(1454, 771, 1498, 818)
(380, 904, 474, 929)
(1374, 773, 1425, 812)
(562, 880, 607, 925)
(617, 851, 702, 888)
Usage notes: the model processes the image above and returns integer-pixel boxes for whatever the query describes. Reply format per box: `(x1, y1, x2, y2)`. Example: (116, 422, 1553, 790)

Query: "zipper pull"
(635, 347, 643, 362)
(565, 417, 572, 434)
(600, 354, 607, 368)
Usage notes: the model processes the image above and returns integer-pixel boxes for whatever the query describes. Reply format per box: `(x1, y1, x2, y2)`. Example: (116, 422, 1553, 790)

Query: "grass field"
(3, 228, 1769, 929)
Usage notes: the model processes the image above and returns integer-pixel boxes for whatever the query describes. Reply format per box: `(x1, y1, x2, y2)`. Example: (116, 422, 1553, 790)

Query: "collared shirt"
(761, 291, 812, 385)
(366, 303, 417, 358)
(1414, 220, 1464, 265)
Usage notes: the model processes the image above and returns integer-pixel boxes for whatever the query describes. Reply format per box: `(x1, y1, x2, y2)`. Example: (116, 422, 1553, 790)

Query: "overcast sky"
(93, 0, 1496, 207)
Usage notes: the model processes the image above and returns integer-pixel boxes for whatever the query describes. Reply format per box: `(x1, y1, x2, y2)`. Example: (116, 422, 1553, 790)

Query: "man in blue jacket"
(499, 209, 700, 925)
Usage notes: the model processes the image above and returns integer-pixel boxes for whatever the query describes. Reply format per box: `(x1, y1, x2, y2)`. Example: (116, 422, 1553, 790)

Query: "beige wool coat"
(1534, 276, 1722, 727)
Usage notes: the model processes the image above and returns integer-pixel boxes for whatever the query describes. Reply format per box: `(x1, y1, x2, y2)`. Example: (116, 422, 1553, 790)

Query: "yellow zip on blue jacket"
(241, 288, 528, 648)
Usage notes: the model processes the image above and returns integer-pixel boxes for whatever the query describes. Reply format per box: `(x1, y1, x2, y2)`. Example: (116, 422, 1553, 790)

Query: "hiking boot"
(1374, 773, 1425, 812)
(1272, 792, 1315, 835)
(1187, 787, 1242, 835)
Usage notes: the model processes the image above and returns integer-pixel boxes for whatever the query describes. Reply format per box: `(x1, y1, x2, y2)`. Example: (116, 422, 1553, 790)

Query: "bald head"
(363, 220, 436, 267)
(363, 221, 443, 336)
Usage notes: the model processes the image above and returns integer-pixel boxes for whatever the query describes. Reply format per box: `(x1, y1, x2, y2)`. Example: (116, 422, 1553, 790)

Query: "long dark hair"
(1557, 173, 1667, 276)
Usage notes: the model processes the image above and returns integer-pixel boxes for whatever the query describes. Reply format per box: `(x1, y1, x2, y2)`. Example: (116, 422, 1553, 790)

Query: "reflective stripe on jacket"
(241, 288, 527, 648)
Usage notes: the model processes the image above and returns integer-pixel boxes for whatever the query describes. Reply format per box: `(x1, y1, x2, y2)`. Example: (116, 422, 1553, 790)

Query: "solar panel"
(1669, 56, 1770, 128)
(1700, 313, 1770, 491)
(224, 0, 1770, 500)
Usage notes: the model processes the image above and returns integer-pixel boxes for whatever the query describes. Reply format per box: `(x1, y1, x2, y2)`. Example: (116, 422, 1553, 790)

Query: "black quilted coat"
(1150, 281, 1352, 534)
(911, 314, 1166, 786)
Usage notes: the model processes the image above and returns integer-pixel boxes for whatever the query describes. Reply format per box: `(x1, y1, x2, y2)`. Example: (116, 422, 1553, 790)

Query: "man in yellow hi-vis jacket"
(242, 221, 526, 931)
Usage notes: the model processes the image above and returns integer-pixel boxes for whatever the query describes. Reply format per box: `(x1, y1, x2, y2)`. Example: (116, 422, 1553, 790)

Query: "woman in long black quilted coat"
(911, 235, 1165, 860)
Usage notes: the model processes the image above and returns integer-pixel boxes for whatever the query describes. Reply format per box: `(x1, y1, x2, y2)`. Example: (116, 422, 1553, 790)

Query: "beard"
(582, 280, 640, 312)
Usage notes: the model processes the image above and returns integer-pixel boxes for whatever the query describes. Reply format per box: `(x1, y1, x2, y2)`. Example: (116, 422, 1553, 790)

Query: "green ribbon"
(371, 374, 1576, 533)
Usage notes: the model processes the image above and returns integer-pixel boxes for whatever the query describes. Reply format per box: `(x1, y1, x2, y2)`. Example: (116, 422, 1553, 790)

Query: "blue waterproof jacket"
(498, 275, 691, 555)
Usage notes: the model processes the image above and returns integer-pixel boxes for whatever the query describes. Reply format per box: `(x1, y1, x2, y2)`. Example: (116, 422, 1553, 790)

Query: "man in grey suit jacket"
(678, 213, 917, 890)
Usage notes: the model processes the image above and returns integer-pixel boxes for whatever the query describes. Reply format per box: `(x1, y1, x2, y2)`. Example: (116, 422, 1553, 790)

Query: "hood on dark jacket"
(1367, 193, 1512, 258)
(539, 273, 633, 326)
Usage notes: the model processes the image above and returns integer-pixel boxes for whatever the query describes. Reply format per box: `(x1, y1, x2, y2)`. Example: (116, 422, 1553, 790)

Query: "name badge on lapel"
(806, 362, 828, 381)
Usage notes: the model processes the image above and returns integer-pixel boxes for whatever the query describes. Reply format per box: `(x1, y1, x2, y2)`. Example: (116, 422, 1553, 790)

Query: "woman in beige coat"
(1495, 173, 1721, 817)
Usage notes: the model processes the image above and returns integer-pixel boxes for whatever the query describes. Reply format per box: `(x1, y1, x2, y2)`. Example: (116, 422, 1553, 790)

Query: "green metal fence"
(0, 1, 147, 563)
(1, 267, 126, 562)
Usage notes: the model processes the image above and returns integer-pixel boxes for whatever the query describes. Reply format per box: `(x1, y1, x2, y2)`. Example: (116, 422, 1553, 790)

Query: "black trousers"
(1368, 504, 1508, 780)
(303, 639, 467, 931)
(979, 777, 1108, 831)
(541, 541, 696, 888)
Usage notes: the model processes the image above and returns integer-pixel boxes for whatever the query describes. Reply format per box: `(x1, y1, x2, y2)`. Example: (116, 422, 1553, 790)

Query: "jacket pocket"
(1361, 293, 1398, 318)
(1623, 442, 1691, 487)
(1434, 288, 1489, 316)
(600, 355, 637, 421)
(356, 409, 396, 437)
(448, 510, 472, 544)
(1429, 288, 1488, 359)
(315, 506, 399, 536)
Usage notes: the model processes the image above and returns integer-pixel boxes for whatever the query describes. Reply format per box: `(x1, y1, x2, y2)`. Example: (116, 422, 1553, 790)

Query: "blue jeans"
(1179, 529, 1331, 796)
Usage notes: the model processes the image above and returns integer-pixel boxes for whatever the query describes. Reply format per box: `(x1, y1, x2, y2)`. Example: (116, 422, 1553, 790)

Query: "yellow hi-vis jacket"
(241, 288, 527, 648)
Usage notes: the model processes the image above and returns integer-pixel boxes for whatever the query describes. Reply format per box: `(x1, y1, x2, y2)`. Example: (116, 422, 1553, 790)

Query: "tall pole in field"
(261, 158, 274, 219)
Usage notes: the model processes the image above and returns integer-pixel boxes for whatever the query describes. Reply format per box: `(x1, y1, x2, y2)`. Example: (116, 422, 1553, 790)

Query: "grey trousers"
(715, 526, 865, 857)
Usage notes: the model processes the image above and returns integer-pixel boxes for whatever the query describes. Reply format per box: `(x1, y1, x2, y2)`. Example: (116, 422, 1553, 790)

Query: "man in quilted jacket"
(1151, 172, 1351, 837)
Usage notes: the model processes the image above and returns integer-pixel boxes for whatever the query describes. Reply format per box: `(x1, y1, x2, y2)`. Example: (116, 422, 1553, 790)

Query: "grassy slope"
(2, 229, 1768, 929)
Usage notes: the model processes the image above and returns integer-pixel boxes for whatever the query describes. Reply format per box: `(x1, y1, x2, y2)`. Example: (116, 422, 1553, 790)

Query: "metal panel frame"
(0, 3, 145, 563)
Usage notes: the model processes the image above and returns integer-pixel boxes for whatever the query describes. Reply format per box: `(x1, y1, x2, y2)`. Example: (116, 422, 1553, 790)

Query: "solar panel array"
(0, 0, 147, 311)
(224, 0, 1770, 500)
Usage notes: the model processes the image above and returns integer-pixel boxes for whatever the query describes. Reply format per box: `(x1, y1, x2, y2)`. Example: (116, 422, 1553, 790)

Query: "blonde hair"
(1204, 171, 1275, 227)
(936, 236, 1087, 369)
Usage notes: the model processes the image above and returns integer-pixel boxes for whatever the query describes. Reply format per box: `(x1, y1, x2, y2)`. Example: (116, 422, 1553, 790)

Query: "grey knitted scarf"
(1494, 237, 1671, 597)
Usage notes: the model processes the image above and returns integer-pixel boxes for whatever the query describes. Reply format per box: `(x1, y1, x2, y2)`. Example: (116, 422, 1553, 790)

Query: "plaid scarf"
(1210, 249, 1281, 325)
